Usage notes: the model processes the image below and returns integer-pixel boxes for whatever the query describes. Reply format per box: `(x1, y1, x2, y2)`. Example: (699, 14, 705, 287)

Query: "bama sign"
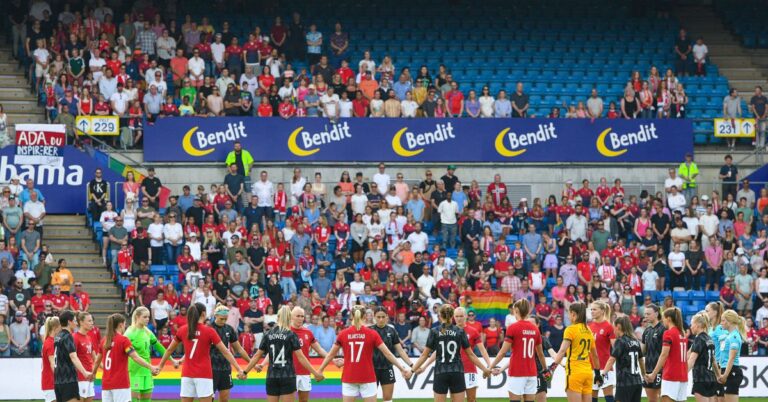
(143, 117, 693, 163)
(0, 146, 122, 214)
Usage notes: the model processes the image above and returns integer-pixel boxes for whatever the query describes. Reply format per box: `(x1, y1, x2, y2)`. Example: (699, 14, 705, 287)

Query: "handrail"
(80, 132, 146, 170)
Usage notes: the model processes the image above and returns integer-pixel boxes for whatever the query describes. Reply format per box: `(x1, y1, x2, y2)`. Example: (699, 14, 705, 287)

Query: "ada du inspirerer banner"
(14, 124, 66, 166)
(143, 117, 693, 163)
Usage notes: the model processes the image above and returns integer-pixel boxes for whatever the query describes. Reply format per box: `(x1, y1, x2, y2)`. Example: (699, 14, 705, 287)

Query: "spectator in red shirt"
(487, 174, 507, 206)
(482, 317, 502, 355)
(435, 270, 456, 301)
(445, 81, 465, 117)
(69, 282, 90, 312)
(337, 60, 354, 85)
(30, 285, 48, 316)
(352, 90, 369, 117)
(278, 97, 295, 119)
(577, 251, 595, 291)
(257, 96, 273, 117)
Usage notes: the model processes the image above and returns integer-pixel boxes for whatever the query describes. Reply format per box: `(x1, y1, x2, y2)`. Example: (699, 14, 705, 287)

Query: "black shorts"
(536, 374, 548, 394)
(213, 370, 234, 392)
(692, 382, 717, 397)
(54, 382, 80, 402)
(715, 381, 725, 397)
(265, 377, 297, 396)
(433, 372, 465, 394)
(642, 372, 661, 389)
(375, 367, 396, 385)
(615, 385, 642, 402)
(723, 366, 743, 395)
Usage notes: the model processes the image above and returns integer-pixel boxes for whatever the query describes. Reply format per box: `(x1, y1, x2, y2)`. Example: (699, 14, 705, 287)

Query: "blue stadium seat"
(150, 265, 167, 276)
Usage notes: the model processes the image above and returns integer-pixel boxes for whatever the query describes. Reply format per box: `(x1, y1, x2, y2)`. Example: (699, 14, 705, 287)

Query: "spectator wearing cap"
(3, 195, 24, 246)
(9, 311, 30, 357)
(141, 167, 162, 209)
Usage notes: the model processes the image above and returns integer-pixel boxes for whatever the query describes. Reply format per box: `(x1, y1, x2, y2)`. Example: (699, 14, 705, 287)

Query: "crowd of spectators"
(5, 0, 746, 151)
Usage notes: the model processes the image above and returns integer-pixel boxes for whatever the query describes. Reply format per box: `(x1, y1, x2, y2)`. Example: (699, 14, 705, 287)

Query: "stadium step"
(0, 42, 45, 126)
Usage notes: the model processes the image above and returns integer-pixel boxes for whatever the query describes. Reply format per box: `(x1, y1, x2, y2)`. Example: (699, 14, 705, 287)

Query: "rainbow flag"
(92, 357, 345, 399)
(90, 149, 173, 209)
(463, 291, 512, 326)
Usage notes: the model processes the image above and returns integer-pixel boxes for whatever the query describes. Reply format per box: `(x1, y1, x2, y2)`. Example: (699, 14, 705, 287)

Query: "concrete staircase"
(675, 6, 767, 100)
(47, 215, 123, 326)
(0, 36, 46, 126)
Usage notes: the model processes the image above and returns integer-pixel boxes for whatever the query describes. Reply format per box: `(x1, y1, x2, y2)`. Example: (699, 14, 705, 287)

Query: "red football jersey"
(588, 320, 615, 369)
(101, 333, 134, 390)
(73, 331, 95, 381)
(41, 336, 55, 390)
(175, 324, 222, 379)
(335, 325, 383, 383)
(504, 321, 542, 377)
(460, 325, 482, 373)
(291, 326, 316, 375)
(662, 327, 688, 382)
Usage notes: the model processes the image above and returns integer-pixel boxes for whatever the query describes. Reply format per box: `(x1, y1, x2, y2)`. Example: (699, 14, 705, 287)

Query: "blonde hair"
(214, 304, 229, 317)
(276, 305, 292, 330)
(131, 306, 150, 327)
(722, 310, 747, 340)
(44, 316, 60, 339)
(591, 300, 611, 320)
(76, 311, 92, 325)
(692, 312, 711, 333)
(351, 305, 366, 330)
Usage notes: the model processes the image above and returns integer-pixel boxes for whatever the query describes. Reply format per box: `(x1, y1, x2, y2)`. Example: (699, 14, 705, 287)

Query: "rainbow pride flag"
(463, 291, 512, 326)
(92, 357, 344, 399)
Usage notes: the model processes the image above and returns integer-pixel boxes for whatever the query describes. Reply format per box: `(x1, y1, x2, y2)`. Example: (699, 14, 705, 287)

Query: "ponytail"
(276, 305, 291, 330)
(104, 314, 126, 352)
(663, 307, 685, 333)
(513, 299, 530, 319)
(569, 301, 588, 326)
(692, 312, 711, 333)
(187, 303, 206, 340)
(707, 301, 724, 327)
(591, 300, 611, 321)
(44, 316, 60, 339)
(76, 311, 91, 326)
(351, 305, 365, 330)
(722, 310, 747, 340)
(614, 316, 635, 339)
(439, 304, 455, 334)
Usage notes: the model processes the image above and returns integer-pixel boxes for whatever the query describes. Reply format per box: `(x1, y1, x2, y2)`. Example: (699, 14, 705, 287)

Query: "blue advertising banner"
(143, 117, 693, 163)
(0, 146, 123, 213)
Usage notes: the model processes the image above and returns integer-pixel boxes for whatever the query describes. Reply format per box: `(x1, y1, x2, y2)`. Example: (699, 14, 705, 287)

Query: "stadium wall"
(6, 357, 768, 399)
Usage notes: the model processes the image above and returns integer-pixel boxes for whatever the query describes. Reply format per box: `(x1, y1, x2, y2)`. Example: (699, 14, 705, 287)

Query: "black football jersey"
(259, 327, 301, 379)
(535, 335, 553, 372)
(371, 324, 400, 369)
(54, 330, 79, 385)
(690, 332, 717, 383)
(641, 322, 665, 372)
(611, 335, 643, 387)
(426, 325, 470, 375)
(210, 322, 238, 372)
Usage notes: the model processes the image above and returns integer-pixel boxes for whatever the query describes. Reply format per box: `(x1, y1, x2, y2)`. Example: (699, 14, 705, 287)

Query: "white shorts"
(180, 377, 214, 398)
(592, 370, 616, 390)
(78, 381, 95, 398)
(464, 372, 479, 389)
(661, 380, 688, 402)
(43, 389, 55, 402)
(341, 382, 377, 398)
(507, 376, 538, 396)
(296, 375, 312, 392)
(102, 388, 131, 402)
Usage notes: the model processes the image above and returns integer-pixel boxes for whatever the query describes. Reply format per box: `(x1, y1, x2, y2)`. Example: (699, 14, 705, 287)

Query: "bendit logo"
(494, 123, 557, 157)
(391, 123, 456, 157)
(595, 123, 659, 157)
(182, 122, 248, 156)
(287, 122, 352, 157)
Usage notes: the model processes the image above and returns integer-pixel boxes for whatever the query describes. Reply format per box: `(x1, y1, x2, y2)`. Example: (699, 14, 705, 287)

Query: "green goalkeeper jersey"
(125, 326, 166, 377)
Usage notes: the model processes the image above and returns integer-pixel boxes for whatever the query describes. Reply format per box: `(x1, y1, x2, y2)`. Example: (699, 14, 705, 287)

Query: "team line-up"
(41, 300, 745, 402)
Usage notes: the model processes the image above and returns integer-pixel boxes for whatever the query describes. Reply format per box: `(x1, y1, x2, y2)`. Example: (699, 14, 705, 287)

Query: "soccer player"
(41, 317, 61, 402)
(528, 316, 557, 402)
(158, 303, 246, 402)
(641, 303, 665, 402)
(589, 301, 616, 402)
(74, 312, 101, 402)
(412, 304, 490, 402)
(210, 305, 251, 402)
(100, 313, 159, 402)
(243, 305, 324, 401)
(371, 307, 414, 402)
(706, 301, 727, 402)
(318, 305, 412, 402)
(717, 310, 746, 402)
(603, 316, 645, 402)
(125, 306, 170, 402)
(550, 302, 603, 402)
(291, 306, 333, 402)
(688, 312, 717, 402)
(54, 310, 92, 402)
(645, 307, 688, 402)
(489, 299, 547, 402)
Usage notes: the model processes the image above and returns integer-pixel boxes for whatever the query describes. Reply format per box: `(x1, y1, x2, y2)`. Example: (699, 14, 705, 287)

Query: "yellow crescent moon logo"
(182, 126, 214, 157)
(391, 127, 423, 157)
(596, 128, 627, 157)
(494, 128, 526, 157)
(287, 127, 319, 157)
